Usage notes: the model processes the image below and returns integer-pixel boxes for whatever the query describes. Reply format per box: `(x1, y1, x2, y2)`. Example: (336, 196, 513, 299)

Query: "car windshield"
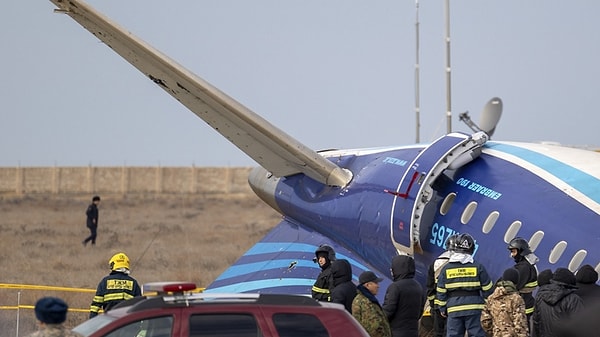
(72, 315, 117, 337)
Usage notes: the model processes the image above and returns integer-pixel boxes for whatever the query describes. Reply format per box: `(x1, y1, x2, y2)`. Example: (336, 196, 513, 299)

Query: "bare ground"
(0, 193, 281, 335)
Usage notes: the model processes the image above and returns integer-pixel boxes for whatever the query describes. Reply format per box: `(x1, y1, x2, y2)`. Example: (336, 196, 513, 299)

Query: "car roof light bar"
(143, 282, 198, 295)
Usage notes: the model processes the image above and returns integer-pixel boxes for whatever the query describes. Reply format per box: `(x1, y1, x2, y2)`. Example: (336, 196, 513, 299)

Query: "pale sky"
(2, 1, 599, 167)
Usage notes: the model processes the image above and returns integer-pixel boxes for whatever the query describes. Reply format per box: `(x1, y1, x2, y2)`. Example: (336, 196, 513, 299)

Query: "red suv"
(72, 282, 369, 337)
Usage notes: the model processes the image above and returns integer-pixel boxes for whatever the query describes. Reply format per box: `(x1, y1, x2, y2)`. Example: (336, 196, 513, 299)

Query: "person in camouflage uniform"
(480, 268, 528, 337)
(27, 297, 83, 337)
(352, 271, 392, 337)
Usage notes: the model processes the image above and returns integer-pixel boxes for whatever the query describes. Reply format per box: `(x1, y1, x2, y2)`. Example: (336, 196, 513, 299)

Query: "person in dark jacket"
(537, 269, 553, 288)
(507, 237, 538, 321)
(330, 259, 356, 313)
(82, 195, 100, 246)
(554, 299, 600, 337)
(311, 244, 336, 301)
(383, 255, 424, 337)
(90, 252, 141, 318)
(531, 267, 584, 337)
(574, 264, 600, 306)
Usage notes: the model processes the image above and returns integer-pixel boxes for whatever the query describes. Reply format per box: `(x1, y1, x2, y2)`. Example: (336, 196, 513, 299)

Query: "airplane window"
(440, 193, 456, 215)
(481, 211, 500, 234)
(503, 221, 522, 243)
(460, 202, 478, 224)
(549, 241, 568, 264)
(528, 231, 544, 251)
(568, 250, 588, 271)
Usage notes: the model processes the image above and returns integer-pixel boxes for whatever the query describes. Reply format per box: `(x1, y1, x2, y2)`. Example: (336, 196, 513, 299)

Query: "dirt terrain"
(0, 193, 281, 335)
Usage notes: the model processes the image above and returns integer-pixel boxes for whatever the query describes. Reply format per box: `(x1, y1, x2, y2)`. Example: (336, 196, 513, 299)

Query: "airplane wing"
(49, 0, 351, 187)
(204, 218, 393, 298)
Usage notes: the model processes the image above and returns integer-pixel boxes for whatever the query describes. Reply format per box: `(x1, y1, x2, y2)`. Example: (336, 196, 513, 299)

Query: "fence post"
(155, 165, 162, 194)
(16, 291, 21, 337)
(121, 165, 128, 196)
(16, 166, 23, 195)
(87, 165, 94, 194)
(190, 165, 196, 194)
(52, 166, 59, 195)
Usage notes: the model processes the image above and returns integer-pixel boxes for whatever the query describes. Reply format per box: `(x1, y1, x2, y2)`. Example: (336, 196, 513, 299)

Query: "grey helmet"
(507, 237, 532, 262)
(445, 234, 460, 251)
(313, 244, 336, 263)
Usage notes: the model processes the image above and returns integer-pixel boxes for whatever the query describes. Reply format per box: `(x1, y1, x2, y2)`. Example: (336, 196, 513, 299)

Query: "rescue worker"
(425, 234, 458, 337)
(90, 252, 141, 318)
(311, 244, 336, 301)
(435, 233, 493, 337)
(507, 237, 538, 321)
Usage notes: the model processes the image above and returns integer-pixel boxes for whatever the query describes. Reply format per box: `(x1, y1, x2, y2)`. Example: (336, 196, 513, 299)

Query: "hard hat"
(313, 244, 336, 263)
(454, 233, 475, 254)
(445, 234, 459, 251)
(507, 237, 532, 257)
(109, 252, 130, 271)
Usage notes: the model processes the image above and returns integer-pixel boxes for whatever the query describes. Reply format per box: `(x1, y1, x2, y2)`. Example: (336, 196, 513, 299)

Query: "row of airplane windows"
(440, 192, 600, 275)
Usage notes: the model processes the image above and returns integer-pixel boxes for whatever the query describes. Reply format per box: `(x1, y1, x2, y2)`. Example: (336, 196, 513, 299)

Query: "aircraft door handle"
(384, 171, 420, 199)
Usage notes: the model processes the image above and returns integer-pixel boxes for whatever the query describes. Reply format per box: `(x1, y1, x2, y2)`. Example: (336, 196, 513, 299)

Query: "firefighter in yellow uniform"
(90, 252, 142, 318)
(435, 233, 493, 337)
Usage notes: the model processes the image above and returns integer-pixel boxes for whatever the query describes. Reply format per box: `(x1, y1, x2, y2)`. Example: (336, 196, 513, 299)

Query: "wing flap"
(49, 0, 351, 186)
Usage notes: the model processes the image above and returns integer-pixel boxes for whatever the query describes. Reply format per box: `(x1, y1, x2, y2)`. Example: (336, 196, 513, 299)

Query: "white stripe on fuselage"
(484, 141, 600, 215)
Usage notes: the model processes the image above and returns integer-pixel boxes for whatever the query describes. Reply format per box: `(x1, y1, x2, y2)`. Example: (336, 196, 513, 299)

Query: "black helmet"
(454, 233, 475, 254)
(445, 234, 459, 251)
(507, 237, 532, 257)
(313, 244, 336, 263)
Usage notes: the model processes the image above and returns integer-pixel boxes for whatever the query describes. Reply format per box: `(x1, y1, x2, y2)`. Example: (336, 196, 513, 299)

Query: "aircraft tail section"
(49, 0, 352, 187)
(205, 218, 392, 299)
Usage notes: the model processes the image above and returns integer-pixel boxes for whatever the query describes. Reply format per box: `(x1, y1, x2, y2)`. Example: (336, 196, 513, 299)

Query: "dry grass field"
(0, 193, 280, 336)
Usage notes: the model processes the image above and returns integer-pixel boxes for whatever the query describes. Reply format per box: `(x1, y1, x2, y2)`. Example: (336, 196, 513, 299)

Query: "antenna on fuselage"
(415, 0, 421, 143)
(458, 97, 503, 138)
(444, 0, 452, 134)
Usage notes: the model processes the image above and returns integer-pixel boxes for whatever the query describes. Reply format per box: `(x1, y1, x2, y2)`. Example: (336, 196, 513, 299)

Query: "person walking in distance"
(83, 195, 100, 246)
(352, 271, 391, 337)
(507, 237, 538, 323)
(311, 244, 336, 301)
(89, 252, 141, 318)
